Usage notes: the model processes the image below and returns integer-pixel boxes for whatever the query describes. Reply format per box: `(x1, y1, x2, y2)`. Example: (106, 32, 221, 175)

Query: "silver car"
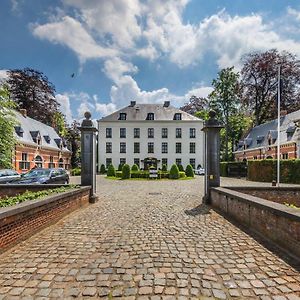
(0, 169, 21, 183)
(194, 167, 205, 175)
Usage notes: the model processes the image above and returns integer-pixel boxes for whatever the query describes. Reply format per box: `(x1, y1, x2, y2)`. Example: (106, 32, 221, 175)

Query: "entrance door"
(143, 157, 158, 170)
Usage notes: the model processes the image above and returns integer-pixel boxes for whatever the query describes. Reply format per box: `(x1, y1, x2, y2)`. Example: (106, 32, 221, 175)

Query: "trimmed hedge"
(100, 164, 106, 174)
(248, 159, 300, 183)
(107, 164, 116, 177)
(118, 163, 124, 171)
(220, 161, 247, 177)
(116, 171, 122, 178)
(122, 164, 131, 179)
(131, 164, 139, 172)
(131, 171, 149, 178)
(170, 164, 180, 179)
(220, 162, 228, 177)
(178, 164, 184, 172)
(179, 171, 186, 178)
(185, 164, 194, 177)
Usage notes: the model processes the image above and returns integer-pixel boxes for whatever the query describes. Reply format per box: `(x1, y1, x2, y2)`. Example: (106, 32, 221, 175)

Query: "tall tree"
(209, 67, 240, 161)
(241, 49, 300, 125)
(7, 68, 60, 125)
(53, 111, 68, 138)
(180, 95, 208, 115)
(0, 86, 17, 168)
(66, 120, 81, 168)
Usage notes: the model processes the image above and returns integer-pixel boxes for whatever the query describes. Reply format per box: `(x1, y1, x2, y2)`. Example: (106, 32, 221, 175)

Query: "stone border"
(0, 186, 91, 252)
(210, 187, 300, 258)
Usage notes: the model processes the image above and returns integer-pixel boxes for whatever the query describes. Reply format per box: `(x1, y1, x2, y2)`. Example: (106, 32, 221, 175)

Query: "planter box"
(0, 186, 91, 252)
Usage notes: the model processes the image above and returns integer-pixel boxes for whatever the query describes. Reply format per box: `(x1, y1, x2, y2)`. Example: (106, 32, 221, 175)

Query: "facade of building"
(98, 101, 204, 170)
(234, 110, 300, 161)
(12, 109, 71, 173)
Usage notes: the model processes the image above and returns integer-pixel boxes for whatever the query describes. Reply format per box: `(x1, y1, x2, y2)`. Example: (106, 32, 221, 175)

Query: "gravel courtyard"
(0, 176, 299, 299)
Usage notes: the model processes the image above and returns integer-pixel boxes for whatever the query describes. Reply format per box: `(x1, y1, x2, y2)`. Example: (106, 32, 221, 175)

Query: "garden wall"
(0, 186, 90, 252)
(210, 187, 300, 258)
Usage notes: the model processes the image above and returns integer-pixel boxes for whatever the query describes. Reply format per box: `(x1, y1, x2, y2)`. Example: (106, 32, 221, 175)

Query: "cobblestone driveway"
(0, 176, 299, 299)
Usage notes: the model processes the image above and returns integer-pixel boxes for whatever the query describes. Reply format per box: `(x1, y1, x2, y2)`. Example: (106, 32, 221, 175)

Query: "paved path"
(0, 176, 299, 299)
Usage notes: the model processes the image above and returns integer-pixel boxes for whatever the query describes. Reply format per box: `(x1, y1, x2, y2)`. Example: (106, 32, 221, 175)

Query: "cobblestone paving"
(0, 176, 299, 299)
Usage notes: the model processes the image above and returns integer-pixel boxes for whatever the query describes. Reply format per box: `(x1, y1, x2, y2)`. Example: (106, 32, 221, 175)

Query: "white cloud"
(0, 70, 8, 84)
(32, 16, 117, 62)
(56, 93, 73, 123)
(287, 7, 300, 22)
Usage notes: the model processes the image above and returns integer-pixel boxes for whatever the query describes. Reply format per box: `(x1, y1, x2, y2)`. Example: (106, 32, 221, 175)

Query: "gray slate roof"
(236, 109, 300, 152)
(98, 103, 202, 122)
(14, 111, 70, 152)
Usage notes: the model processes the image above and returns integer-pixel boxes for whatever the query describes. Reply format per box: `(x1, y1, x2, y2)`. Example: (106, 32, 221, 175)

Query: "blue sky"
(1, 0, 300, 123)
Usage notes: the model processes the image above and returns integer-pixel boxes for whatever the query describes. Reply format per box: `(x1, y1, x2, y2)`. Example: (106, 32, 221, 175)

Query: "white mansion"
(97, 101, 204, 170)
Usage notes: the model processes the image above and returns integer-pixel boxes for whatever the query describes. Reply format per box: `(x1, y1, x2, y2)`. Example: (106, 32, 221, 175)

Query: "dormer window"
(30, 131, 41, 145)
(146, 113, 155, 120)
(15, 126, 24, 137)
(119, 113, 127, 120)
(44, 135, 51, 144)
(54, 138, 63, 149)
(256, 136, 264, 145)
(174, 113, 182, 120)
(286, 126, 295, 140)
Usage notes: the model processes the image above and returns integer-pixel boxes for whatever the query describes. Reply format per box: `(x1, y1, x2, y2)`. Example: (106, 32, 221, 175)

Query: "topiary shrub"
(122, 164, 131, 179)
(169, 164, 180, 179)
(118, 163, 124, 171)
(162, 164, 167, 172)
(107, 164, 116, 177)
(185, 164, 194, 177)
(178, 164, 184, 172)
(116, 171, 122, 178)
(179, 171, 186, 178)
(131, 164, 139, 172)
(100, 164, 106, 174)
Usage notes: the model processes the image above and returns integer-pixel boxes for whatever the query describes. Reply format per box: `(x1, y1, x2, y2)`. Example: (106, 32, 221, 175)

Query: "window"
(134, 142, 140, 153)
(134, 128, 140, 138)
(176, 128, 182, 138)
(174, 113, 182, 120)
(106, 128, 112, 138)
(162, 128, 168, 138)
(58, 158, 64, 168)
(162, 158, 168, 167)
(48, 156, 55, 168)
(120, 158, 126, 165)
(134, 158, 140, 167)
(146, 113, 155, 120)
(282, 153, 288, 159)
(162, 142, 168, 153)
(148, 128, 154, 138)
(119, 113, 127, 120)
(106, 158, 112, 168)
(148, 142, 154, 153)
(120, 128, 126, 138)
(190, 142, 196, 153)
(106, 142, 112, 153)
(176, 158, 182, 166)
(176, 142, 182, 153)
(190, 128, 196, 138)
(19, 153, 30, 170)
(190, 158, 196, 169)
(35, 155, 43, 168)
(120, 142, 126, 153)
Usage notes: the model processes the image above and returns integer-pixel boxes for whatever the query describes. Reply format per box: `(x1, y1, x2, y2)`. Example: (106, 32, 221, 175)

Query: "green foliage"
(130, 170, 149, 179)
(118, 163, 124, 171)
(162, 164, 167, 172)
(116, 171, 122, 178)
(220, 162, 228, 177)
(169, 164, 180, 179)
(248, 159, 300, 183)
(185, 164, 194, 177)
(107, 164, 116, 177)
(131, 164, 139, 172)
(220, 161, 247, 177)
(71, 168, 81, 176)
(284, 203, 300, 209)
(179, 171, 186, 178)
(0, 185, 79, 208)
(0, 86, 17, 168)
(122, 164, 131, 179)
(100, 164, 106, 174)
(53, 111, 67, 137)
(66, 120, 81, 168)
(177, 164, 184, 172)
(195, 110, 210, 121)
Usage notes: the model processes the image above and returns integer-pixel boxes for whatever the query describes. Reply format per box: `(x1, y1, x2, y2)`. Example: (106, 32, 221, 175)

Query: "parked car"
(0, 169, 21, 183)
(194, 166, 205, 175)
(11, 168, 69, 184)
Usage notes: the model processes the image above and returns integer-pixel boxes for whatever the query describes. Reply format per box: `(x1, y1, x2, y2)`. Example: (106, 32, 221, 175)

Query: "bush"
(220, 162, 228, 177)
(131, 170, 149, 178)
(162, 164, 167, 172)
(220, 161, 247, 177)
(116, 171, 122, 178)
(178, 164, 184, 172)
(179, 171, 186, 178)
(118, 163, 124, 171)
(158, 171, 169, 179)
(169, 164, 180, 179)
(248, 159, 300, 183)
(71, 168, 81, 176)
(185, 164, 194, 177)
(100, 164, 106, 174)
(107, 164, 116, 177)
(131, 164, 139, 172)
(122, 164, 131, 179)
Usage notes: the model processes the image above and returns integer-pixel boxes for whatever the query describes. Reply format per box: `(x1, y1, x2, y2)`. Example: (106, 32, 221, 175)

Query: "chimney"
(163, 101, 170, 107)
(20, 109, 27, 117)
(280, 110, 288, 116)
(130, 101, 136, 107)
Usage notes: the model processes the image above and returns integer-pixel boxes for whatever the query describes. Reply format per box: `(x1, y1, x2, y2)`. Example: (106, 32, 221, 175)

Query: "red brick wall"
(0, 187, 90, 252)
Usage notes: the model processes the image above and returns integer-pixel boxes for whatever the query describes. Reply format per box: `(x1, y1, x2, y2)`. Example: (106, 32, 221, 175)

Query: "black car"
(12, 168, 69, 184)
(0, 169, 21, 183)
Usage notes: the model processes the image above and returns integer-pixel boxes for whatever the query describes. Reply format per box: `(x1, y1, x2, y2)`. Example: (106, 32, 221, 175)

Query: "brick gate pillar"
(79, 112, 98, 203)
(202, 110, 224, 204)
